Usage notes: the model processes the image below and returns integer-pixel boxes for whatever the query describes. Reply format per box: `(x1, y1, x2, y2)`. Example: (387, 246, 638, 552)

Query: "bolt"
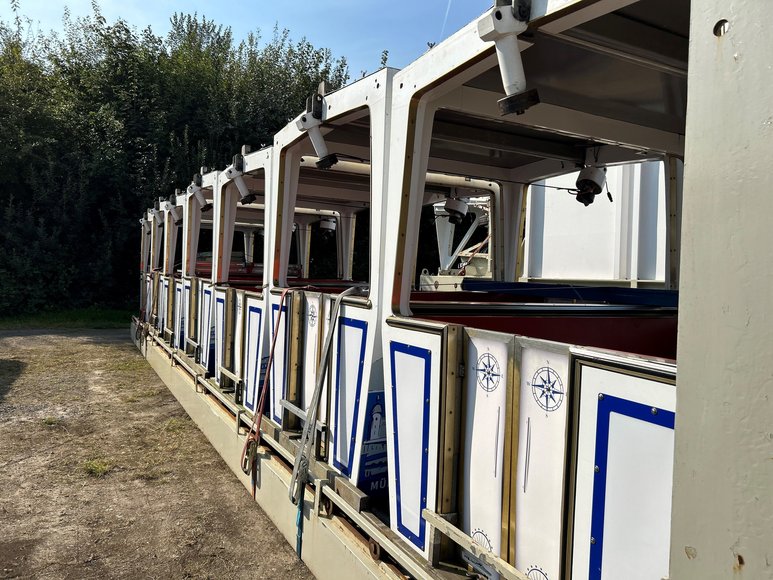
(594, 465, 600, 473)
(598, 393, 604, 400)
(651, 407, 658, 415)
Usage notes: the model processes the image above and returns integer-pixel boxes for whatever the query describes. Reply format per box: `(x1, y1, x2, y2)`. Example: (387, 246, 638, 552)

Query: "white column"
(276, 149, 301, 287)
(636, 161, 661, 281)
(670, 3, 773, 578)
(295, 217, 313, 278)
(244, 231, 254, 263)
(140, 218, 151, 273)
(613, 164, 637, 282)
(524, 181, 545, 280)
(150, 211, 163, 271)
(163, 210, 179, 276)
(500, 182, 521, 282)
(183, 195, 202, 278)
(337, 210, 356, 280)
(212, 175, 239, 284)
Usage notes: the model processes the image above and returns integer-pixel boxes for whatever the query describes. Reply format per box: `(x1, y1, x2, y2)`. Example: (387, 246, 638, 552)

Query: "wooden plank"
(422, 509, 529, 580)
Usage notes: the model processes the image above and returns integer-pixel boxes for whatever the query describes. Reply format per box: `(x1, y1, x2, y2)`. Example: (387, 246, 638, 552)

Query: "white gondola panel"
(242, 294, 264, 414)
(214, 287, 227, 385)
(570, 357, 675, 580)
(199, 282, 215, 374)
(173, 281, 183, 348)
(329, 311, 369, 481)
(515, 344, 570, 580)
(181, 279, 191, 350)
(301, 293, 325, 421)
(318, 296, 331, 425)
(383, 328, 443, 558)
(233, 291, 244, 396)
(269, 294, 291, 426)
(460, 331, 513, 575)
(144, 274, 153, 322)
(158, 277, 169, 332)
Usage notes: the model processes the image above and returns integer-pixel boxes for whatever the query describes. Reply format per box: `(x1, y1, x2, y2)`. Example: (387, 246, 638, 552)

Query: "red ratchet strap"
(459, 235, 490, 277)
(240, 286, 308, 496)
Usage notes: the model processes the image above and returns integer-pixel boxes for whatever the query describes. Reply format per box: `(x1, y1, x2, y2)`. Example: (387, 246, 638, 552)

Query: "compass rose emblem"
(476, 353, 501, 393)
(471, 528, 493, 551)
(530, 366, 564, 412)
(308, 304, 317, 327)
(526, 565, 549, 580)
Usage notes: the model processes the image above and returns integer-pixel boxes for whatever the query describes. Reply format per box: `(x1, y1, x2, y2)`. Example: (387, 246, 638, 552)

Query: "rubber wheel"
(320, 496, 334, 518)
(369, 538, 381, 561)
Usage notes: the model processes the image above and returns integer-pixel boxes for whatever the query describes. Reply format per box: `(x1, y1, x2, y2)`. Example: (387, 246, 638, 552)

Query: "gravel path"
(0, 329, 314, 580)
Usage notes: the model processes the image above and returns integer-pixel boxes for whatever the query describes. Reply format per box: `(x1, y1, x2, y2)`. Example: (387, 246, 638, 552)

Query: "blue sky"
(3, 0, 493, 77)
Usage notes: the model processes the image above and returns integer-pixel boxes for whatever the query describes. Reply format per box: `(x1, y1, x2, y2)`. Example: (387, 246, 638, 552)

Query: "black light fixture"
(319, 217, 337, 238)
(444, 197, 468, 225)
(191, 173, 213, 213)
(575, 166, 606, 207)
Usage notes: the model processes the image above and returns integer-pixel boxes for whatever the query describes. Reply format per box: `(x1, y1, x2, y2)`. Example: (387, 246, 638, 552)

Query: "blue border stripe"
(244, 305, 262, 412)
(332, 317, 369, 477)
(389, 341, 432, 550)
(589, 394, 675, 579)
(271, 303, 288, 425)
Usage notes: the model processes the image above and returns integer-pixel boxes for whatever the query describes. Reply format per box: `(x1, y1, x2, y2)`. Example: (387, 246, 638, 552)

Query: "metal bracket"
(281, 399, 327, 434)
(218, 365, 243, 388)
(498, 87, 541, 116)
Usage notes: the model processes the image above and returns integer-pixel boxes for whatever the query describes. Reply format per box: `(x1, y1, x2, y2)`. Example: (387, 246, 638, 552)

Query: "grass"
(163, 417, 190, 433)
(0, 307, 133, 331)
(134, 460, 171, 482)
(123, 387, 161, 403)
(82, 458, 113, 478)
(135, 468, 160, 482)
(41, 416, 63, 427)
(108, 358, 150, 373)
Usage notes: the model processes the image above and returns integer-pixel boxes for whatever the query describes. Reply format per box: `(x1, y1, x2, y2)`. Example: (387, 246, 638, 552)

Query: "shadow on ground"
(0, 359, 25, 404)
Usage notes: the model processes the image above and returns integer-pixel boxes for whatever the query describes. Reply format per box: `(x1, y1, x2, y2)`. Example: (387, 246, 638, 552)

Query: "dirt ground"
(0, 329, 314, 580)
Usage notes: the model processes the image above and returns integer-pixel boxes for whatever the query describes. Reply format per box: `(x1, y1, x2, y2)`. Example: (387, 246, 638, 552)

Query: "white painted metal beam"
(670, 3, 773, 578)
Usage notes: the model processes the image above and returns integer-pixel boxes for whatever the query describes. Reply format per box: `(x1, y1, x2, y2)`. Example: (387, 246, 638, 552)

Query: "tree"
(0, 5, 349, 315)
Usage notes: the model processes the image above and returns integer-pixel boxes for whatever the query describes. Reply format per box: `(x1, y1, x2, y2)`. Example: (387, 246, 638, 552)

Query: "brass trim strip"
(385, 316, 447, 334)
